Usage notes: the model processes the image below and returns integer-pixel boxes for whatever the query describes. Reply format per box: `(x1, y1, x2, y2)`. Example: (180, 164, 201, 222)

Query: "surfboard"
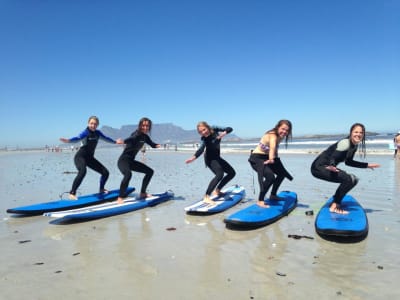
(315, 195, 368, 238)
(184, 185, 245, 215)
(224, 191, 297, 228)
(44, 191, 174, 220)
(6, 187, 135, 215)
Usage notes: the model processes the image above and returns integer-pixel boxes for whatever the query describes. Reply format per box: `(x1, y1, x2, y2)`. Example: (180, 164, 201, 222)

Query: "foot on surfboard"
(69, 194, 78, 200)
(203, 195, 216, 205)
(140, 193, 153, 199)
(257, 200, 270, 208)
(329, 204, 349, 214)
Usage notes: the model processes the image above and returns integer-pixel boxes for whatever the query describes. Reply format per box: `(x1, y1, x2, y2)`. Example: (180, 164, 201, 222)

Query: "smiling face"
(277, 123, 290, 139)
(350, 125, 364, 145)
(87, 117, 99, 131)
(139, 120, 151, 134)
(197, 125, 210, 137)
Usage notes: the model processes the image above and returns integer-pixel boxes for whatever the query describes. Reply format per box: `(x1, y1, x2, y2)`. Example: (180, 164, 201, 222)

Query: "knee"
(349, 174, 359, 186)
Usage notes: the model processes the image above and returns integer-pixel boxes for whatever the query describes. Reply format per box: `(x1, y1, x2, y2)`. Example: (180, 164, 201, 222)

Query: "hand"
(115, 138, 124, 144)
(60, 138, 69, 143)
(185, 156, 196, 164)
(264, 159, 274, 165)
(217, 131, 227, 140)
(368, 163, 380, 169)
(325, 165, 339, 172)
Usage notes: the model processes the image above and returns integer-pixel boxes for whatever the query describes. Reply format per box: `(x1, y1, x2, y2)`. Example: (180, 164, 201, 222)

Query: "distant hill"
(100, 123, 240, 144)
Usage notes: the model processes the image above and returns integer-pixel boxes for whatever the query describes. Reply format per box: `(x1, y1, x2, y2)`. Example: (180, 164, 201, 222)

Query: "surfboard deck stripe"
(184, 185, 245, 214)
(44, 191, 174, 220)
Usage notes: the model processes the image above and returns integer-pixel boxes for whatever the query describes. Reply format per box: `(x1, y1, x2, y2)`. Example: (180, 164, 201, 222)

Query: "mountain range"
(100, 123, 241, 144)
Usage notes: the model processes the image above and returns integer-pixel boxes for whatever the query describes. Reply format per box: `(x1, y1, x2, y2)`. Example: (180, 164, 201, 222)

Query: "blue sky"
(1, 0, 399, 148)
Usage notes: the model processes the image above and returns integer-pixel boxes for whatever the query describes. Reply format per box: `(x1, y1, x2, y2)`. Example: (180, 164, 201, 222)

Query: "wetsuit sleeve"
(274, 157, 293, 181)
(214, 126, 233, 134)
(194, 140, 206, 158)
(145, 135, 159, 148)
(345, 147, 369, 168)
(68, 128, 90, 143)
(97, 130, 117, 144)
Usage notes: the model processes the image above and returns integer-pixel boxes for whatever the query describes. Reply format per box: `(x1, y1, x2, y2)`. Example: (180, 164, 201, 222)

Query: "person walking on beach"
(185, 121, 236, 204)
(248, 119, 293, 208)
(311, 123, 380, 214)
(60, 116, 124, 200)
(117, 117, 161, 204)
(393, 132, 400, 159)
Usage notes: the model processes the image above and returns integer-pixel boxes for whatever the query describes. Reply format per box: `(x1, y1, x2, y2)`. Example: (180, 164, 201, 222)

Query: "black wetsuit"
(118, 131, 159, 198)
(248, 152, 293, 201)
(68, 128, 117, 195)
(310, 138, 368, 204)
(193, 127, 236, 196)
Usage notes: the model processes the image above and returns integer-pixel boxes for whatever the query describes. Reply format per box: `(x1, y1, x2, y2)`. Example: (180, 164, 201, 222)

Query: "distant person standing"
(60, 116, 123, 200)
(185, 121, 236, 204)
(248, 119, 293, 208)
(117, 117, 161, 204)
(394, 132, 400, 159)
(311, 123, 380, 214)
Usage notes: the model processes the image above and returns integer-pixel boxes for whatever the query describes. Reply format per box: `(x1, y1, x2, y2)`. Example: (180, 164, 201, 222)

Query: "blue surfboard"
(6, 187, 135, 215)
(315, 195, 368, 238)
(184, 185, 245, 215)
(224, 191, 297, 228)
(44, 191, 174, 220)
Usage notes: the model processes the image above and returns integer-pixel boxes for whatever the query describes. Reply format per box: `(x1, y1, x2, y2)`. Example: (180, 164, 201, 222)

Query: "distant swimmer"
(394, 131, 400, 159)
(60, 116, 123, 200)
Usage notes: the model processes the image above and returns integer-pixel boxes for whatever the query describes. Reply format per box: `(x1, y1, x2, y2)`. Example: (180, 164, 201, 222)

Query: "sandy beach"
(1, 148, 399, 299)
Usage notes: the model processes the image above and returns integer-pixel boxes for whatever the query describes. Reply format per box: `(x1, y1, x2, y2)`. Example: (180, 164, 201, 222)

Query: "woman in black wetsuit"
(248, 119, 293, 208)
(60, 116, 123, 200)
(117, 117, 160, 204)
(185, 121, 236, 204)
(310, 123, 380, 214)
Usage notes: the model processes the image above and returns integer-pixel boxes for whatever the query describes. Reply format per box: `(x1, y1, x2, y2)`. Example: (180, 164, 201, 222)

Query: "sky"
(0, 0, 399, 148)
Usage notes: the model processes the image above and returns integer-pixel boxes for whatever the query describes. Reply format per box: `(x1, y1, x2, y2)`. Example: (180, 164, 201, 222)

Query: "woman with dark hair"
(311, 123, 380, 214)
(248, 119, 293, 208)
(117, 117, 161, 204)
(185, 121, 236, 204)
(60, 116, 123, 200)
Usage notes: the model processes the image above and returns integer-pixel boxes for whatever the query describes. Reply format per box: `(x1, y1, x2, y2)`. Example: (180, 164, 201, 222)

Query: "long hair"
(348, 123, 366, 158)
(267, 119, 292, 148)
(197, 121, 215, 136)
(137, 117, 152, 133)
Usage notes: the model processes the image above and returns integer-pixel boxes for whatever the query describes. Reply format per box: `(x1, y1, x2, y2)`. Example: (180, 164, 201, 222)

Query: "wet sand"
(1, 148, 399, 299)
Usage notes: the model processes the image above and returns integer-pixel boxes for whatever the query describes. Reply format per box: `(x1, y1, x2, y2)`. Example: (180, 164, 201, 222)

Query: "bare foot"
(257, 200, 269, 208)
(212, 190, 225, 198)
(117, 197, 125, 204)
(329, 203, 349, 214)
(140, 193, 152, 199)
(69, 194, 78, 200)
(203, 195, 216, 205)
